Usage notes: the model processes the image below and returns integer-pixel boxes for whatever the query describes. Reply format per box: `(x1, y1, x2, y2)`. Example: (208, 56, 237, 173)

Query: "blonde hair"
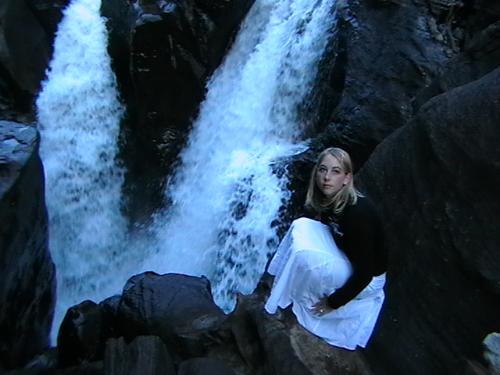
(305, 147, 362, 216)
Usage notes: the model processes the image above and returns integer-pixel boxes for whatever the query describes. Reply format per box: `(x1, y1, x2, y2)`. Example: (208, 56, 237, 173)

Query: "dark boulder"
(57, 300, 106, 367)
(116, 272, 228, 358)
(0, 120, 55, 369)
(357, 67, 500, 375)
(56, 295, 124, 367)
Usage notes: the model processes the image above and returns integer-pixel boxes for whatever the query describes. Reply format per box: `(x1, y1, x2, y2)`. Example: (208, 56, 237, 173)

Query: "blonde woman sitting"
(265, 147, 387, 350)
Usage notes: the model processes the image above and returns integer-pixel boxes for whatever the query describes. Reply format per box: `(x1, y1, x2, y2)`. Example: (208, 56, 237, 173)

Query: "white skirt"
(264, 217, 386, 350)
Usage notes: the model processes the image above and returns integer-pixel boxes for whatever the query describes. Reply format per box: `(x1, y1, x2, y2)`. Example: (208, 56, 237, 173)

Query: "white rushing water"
(145, 0, 337, 311)
(36, 0, 130, 342)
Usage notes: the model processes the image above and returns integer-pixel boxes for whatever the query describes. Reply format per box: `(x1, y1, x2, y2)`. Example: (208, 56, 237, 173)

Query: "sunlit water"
(36, 0, 132, 343)
(36, 0, 338, 343)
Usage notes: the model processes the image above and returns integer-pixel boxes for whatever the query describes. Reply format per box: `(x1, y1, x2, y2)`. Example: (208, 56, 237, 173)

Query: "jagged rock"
(230, 289, 373, 375)
(56, 295, 125, 368)
(116, 272, 227, 358)
(57, 300, 106, 367)
(415, 20, 500, 109)
(104, 336, 175, 375)
(178, 357, 236, 375)
(357, 66, 500, 374)
(309, 0, 452, 167)
(0, 121, 55, 369)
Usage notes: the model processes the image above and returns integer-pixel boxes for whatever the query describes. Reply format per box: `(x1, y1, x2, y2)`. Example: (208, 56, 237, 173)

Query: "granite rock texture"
(0, 120, 55, 370)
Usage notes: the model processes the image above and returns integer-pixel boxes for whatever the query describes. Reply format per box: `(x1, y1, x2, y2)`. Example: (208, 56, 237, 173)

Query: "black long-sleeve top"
(307, 196, 387, 309)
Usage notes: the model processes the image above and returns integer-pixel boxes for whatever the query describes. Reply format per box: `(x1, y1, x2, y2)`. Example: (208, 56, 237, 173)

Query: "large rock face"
(0, 121, 55, 370)
(0, 0, 52, 121)
(309, 0, 457, 166)
(357, 65, 500, 375)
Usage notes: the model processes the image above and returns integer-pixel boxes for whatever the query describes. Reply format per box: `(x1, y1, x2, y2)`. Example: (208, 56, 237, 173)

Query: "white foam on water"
(36, 0, 131, 343)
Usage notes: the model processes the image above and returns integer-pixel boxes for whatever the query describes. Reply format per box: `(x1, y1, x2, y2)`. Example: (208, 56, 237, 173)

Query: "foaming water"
(36, 0, 131, 342)
(146, 0, 337, 311)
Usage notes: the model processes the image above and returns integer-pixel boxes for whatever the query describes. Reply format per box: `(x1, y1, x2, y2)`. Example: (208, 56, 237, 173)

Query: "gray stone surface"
(0, 120, 55, 369)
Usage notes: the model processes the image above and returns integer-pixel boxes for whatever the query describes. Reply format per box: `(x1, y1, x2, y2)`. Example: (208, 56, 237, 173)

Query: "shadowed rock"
(0, 0, 52, 121)
(104, 336, 175, 375)
(357, 66, 500, 375)
(117, 272, 228, 358)
(57, 300, 106, 367)
(309, 0, 453, 166)
(178, 357, 236, 375)
(230, 288, 373, 375)
(0, 121, 55, 369)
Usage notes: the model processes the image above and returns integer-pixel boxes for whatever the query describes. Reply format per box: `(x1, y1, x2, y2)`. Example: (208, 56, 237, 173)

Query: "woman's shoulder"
(344, 195, 381, 223)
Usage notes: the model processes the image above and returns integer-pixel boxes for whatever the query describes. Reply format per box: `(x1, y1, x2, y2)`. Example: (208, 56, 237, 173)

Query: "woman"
(264, 147, 387, 350)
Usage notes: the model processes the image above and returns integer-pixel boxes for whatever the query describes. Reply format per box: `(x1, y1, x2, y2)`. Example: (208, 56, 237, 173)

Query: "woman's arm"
(326, 198, 383, 309)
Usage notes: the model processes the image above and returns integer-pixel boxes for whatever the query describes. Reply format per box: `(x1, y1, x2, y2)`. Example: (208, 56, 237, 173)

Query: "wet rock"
(357, 67, 500, 375)
(231, 290, 373, 375)
(117, 272, 227, 358)
(56, 295, 124, 368)
(0, 121, 55, 369)
(104, 336, 175, 375)
(57, 300, 106, 367)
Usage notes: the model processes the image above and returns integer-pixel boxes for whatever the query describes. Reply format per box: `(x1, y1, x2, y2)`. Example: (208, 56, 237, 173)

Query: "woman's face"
(315, 154, 351, 198)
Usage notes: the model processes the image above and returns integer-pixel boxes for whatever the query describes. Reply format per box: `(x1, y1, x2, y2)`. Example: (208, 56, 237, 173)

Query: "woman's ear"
(343, 172, 352, 186)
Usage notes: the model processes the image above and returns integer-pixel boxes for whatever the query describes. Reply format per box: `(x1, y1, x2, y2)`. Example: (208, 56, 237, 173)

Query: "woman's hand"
(310, 296, 333, 317)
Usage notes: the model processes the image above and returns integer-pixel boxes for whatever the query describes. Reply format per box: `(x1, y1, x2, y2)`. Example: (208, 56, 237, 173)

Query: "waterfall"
(146, 0, 337, 311)
(36, 0, 130, 342)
